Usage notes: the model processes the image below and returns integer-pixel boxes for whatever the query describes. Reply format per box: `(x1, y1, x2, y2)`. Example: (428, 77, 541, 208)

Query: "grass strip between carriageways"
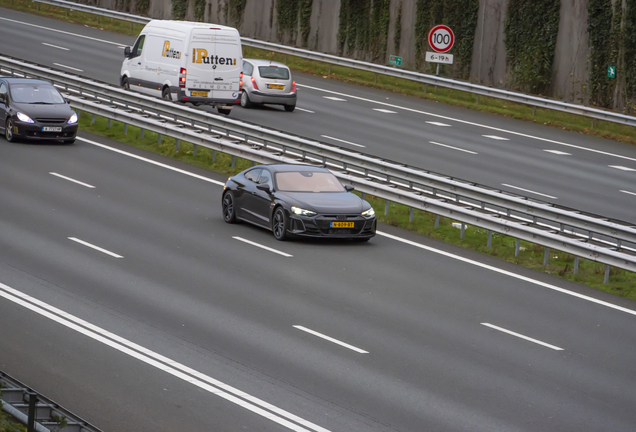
(77, 113, 636, 300)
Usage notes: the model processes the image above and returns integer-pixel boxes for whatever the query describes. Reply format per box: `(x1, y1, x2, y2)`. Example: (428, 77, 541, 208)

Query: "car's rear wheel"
(284, 104, 295, 112)
(162, 87, 172, 101)
(222, 191, 237, 223)
(272, 207, 288, 241)
(240, 91, 252, 108)
(5, 118, 17, 142)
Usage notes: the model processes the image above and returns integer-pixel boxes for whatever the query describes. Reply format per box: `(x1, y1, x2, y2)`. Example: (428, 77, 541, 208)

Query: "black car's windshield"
(275, 171, 345, 193)
(10, 84, 65, 104)
(258, 66, 290, 80)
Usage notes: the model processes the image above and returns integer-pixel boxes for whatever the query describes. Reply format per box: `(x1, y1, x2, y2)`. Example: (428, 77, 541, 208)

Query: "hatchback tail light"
(251, 76, 259, 90)
(291, 81, 296, 93)
(179, 68, 187, 89)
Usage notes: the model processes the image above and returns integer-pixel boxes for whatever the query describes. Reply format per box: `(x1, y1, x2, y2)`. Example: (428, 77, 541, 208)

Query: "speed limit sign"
(428, 25, 455, 53)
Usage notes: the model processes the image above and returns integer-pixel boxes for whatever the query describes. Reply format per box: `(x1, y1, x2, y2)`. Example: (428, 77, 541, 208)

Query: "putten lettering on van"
(161, 41, 181, 59)
(193, 48, 237, 69)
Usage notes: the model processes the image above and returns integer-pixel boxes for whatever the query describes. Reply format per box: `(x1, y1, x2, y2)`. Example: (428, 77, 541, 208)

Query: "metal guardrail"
(1, 371, 102, 432)
(29, 0, 636, 128)
(1, 55, 635, 277)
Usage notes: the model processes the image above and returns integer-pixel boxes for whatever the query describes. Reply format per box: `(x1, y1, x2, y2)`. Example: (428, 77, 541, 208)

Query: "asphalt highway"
(1, 8, 636, 222)
(2, 132, 636, 431)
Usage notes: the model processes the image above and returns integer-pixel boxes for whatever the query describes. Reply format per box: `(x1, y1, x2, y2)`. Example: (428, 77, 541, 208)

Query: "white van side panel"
(143, 32, 185, 95)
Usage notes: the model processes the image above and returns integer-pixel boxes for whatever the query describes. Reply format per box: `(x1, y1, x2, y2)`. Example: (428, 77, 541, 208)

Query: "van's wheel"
(284, 104, 296, 112)
(218, 108, 232, 116)
(5, 118, 17, 143)
(162, 87, 172, 101)
(121, 76, 130, 90)
(240, 91, 252, 108)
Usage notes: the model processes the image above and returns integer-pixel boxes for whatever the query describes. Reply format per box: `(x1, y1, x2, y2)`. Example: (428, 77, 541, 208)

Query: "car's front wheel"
(272, 207, 288, 241)
(222, 191, 237, 223)
(122, 76, 130, 91)
(5, 118, 17, 142)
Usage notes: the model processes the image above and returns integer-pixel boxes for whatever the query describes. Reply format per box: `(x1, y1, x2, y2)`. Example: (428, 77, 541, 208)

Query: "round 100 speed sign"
(428, 25, 455, 53)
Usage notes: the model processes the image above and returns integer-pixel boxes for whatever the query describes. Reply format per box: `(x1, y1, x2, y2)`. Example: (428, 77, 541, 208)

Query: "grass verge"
(78, 113, 636, 300)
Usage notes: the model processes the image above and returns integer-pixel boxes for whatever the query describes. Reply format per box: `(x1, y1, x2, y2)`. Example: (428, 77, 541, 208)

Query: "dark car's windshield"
(275, 171, 345, 193)
(10, 84, 65, 104)
(258, 66, 290, 80)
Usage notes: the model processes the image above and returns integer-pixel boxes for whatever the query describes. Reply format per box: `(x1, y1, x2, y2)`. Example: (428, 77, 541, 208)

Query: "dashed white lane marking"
(53, 63, 83, 72)
(483, 135, 510, 141)
(293, 326, 368, 354)
(68, 237, 123, 258)
(321, 135, 366, 148)
(501, 184, 557, 199)
(323, 96, 347, 101)
(609, 165, 636, 171)
(295, 107, 315, 113)
(425, 121, 451, 127)
(620, 190, 636, 196)
(429, 141, 478, 154)
(373, 108, 397, 114)
(481, 323, 564, 351)
(233, 237, 293, 257)
(0, 282, 330, 432)
(42, 43, 70, 51)
(49, 172, 95, 188)
(0, 17, 127, 47)
(544, 149, 571, 155)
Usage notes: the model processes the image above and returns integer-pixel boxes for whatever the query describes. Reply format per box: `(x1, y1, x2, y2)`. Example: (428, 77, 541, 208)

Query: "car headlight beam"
(291, 206, 316, 217)
(68, 113, 78, 124)
(17, 112, 34, 123)
(361, 208, 375, 218)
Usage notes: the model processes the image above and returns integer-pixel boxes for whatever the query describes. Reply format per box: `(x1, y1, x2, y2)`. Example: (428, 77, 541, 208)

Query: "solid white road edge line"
(481, 323, 564, 351)
(609, 165, 636, 171)
(0, 17, 127, 47)
(501, 183, 558, 199)
(373, 108, 397, 113)
(50, 172, 95, 188)
(0, 282, 330, 432)
(68, 237, 123, 258)
(482, 135, 510, 141)
(295, 107, 315, 113)
(77, 137, 225, 186)
(320, 135, 366, 148)
(323, 96, 346, 101)
(376, 231, 636, 317)
(233, 237, 293, 257)
(53, 63, 83, 72)
(296, 83, 636, 162)
(425, 121, 451, 127)
(620, 190, 636, 196)
(293, 326, 369, 354)
(80, 139, 636, 317)
(544, 150, 571, 155)
(42, 43, 70, 51)
(429, 141, 478, 154)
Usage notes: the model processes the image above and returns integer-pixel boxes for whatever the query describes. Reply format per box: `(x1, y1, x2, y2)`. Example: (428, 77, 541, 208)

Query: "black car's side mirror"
(124, 46, 131, 58)
(344, 185, 355, 192)
(256, 184, 271, 193)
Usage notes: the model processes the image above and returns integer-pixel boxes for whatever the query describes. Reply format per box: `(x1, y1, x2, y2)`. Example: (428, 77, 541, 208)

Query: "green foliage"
(337, 0, 390, 62)
(394, 1, 402, 54)
(228, 0, 247, 27)
(277, 0, 300, 40)
(135, 0, 149, 16)
(370, 0, 391, 62)
(626, 0, 636, 112)
(194, 0, 206, 21)
(415, 0, 479, 78)
(171, 0, 187, 20)
(504, 0, 560, 94)
(299, 0, 313, 47)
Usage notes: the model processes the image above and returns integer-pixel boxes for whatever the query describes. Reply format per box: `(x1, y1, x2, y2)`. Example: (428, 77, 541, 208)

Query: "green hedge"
(337, 0, 390, 62)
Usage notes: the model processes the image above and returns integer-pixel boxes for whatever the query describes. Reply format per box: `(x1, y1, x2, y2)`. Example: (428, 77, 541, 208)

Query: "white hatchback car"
(240, 59, 297, 112)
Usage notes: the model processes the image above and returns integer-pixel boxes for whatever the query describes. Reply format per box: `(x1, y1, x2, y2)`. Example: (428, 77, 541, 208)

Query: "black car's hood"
(281, 191, 365, 214)
(13, 102, 73, 118)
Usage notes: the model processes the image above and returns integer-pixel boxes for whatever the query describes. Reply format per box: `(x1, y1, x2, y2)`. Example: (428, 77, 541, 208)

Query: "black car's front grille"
(35, 118, 67, 124)
(26, 131, 74, 138)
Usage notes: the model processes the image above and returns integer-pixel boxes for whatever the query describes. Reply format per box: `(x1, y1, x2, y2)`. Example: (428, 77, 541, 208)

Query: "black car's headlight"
(17, 112, 34, 123)
(361, 208, 375, 218)
(291, 206, 316, 217)
(68, 113, 78, 124)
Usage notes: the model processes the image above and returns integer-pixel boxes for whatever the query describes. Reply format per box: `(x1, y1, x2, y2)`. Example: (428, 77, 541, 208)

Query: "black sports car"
(0, 78, 78, 144)
(222, 164, 376, 241)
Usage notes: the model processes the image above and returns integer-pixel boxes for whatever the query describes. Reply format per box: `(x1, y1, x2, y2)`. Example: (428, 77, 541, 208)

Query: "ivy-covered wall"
(337, 0, 391, 62)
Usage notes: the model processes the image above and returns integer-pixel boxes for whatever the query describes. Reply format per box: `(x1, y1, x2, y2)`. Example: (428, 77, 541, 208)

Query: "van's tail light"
(291, 81, 296, 93)
(179, 67, 187, 89)
(240, 71, 243, 79)
(239, 80, 243, 86)
(251, 76, 259, 90)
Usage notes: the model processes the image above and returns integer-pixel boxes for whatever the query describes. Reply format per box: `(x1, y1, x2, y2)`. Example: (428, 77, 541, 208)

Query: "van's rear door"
(188, 28, 241, 103)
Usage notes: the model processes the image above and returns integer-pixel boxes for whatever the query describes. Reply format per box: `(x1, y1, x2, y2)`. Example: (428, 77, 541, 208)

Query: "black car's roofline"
(2, 78, 52, 85)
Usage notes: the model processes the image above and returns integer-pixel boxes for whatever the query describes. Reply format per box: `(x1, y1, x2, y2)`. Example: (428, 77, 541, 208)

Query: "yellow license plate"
(267, 84, 284, 90)
(191, 91, 208, 97)
(331, 222, 354, 228)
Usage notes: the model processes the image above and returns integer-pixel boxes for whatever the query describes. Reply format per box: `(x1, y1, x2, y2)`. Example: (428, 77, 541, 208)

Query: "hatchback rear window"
(258, 66, 290, 80)
(10, 84, 65, 104)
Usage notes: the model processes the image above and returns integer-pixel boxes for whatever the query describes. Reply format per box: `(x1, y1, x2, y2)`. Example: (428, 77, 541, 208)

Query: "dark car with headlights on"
(0, 78, 78, 144)
(221, 164, 376, 241)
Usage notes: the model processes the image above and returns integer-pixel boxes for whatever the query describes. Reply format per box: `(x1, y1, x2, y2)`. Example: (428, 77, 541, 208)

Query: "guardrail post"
(124, 124, 128, 135)
(328, 64, 332, 76)
(361, 192, 365, 200)
(231, 155, 235, 168)
(604, 265, 610, 284)
(130, 22, 133, 31)
(476, 95, 480, 105)
(36, 2, 40, 11)
(544, 247, 550, 266)
(91, 114, 95, 124)
(212, 150, 216, 162)
(175, 139, 179, 151)
(460, 223, 465, 239)
(409, 208, 414, 223)
(140, 128, 144, 139)
(487, 230, 492, 247)
(591, 119, 596, 129)
(574, 256, 579, 274)
(97, 15, 100, 24)
(532, 106, 536, 118)
(66, 8, 69, 17)
(434, 215, 440, 229)
(158, 133, 161, 144)
(27, 392, 37, 432)
(107, 118, 111, 128)
(384, 200, 389, 216)
(374, 73, 378, 84)
(193, 144, 197, 155)
(515, 238, 520, 256)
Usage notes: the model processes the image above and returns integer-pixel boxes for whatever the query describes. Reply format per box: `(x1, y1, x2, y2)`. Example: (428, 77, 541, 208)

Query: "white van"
(120, 20, 242, 115)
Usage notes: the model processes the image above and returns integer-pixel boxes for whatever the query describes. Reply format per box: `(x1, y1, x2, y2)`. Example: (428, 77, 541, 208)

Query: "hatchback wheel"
(272, 207, 288, 241)
(284, 104, 295, 112)
(240, 91, 252, 108)
(222, 191, 237, 223)
(5, 118, 17, 142)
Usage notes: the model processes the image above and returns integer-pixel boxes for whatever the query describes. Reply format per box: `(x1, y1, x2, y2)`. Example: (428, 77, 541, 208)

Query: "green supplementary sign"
(607, 65, 616, 79)
(389, 55, 403, 67)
